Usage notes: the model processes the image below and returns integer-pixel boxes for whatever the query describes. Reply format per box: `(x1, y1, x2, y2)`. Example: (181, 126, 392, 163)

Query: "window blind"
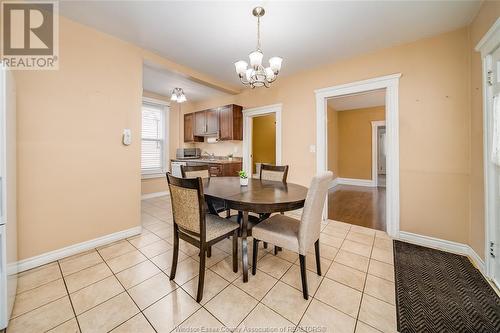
(141, 103, 165, 173)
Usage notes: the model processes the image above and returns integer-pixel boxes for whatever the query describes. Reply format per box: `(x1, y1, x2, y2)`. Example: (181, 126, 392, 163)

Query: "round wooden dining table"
(202, 177, 308, 282)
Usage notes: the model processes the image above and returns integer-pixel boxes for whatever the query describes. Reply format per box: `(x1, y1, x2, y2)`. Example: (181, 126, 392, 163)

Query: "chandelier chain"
(257, 15, 261, 51)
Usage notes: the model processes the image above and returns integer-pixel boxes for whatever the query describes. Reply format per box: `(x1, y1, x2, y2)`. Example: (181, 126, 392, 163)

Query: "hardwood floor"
(328, 184, 386, 231)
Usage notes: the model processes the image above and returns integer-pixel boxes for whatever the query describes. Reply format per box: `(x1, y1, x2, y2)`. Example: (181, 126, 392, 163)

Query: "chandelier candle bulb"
(234, 7, 283, 88)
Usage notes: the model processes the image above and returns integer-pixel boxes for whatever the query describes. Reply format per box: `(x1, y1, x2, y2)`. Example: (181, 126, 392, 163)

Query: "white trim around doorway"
(242, 104, 282, 177)
(372, 120, 386, 186)
(315, 73, 401, 238)
(476, 17, 500, 284)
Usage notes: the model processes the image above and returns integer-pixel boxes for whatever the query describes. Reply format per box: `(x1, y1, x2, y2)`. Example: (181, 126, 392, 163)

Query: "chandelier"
(170, 87, 187, 103)
(234, 7, 282, 88)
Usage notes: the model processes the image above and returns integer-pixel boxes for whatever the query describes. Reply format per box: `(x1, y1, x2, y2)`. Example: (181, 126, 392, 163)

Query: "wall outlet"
(309, 145, 316, 153)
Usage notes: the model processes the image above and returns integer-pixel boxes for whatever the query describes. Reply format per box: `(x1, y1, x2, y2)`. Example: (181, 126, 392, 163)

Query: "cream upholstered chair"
(251, 171, 333, 299)
(259, 164, 289, 253)
(180, 164, 210, 179)
(260, 164, 289, 182)
(166, 173, 239, 302)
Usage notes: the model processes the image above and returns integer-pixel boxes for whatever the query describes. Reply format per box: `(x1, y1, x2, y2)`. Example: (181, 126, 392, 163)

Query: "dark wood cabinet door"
(206, 109, 219, 135)
(194, 111, 206, 135)
(184, 113, 194, 142)
(218, 106, 233, 140)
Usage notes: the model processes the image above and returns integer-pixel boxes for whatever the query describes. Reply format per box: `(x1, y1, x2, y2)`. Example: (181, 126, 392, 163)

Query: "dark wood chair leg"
(299, 254, 309, 300)
(207, 246, 212, 258)
(170, 225, 179, 280)
(274, 246, 282, 255)
(232, 230, 238, 273)
(263, 242, 268, 249)
(314, 240, 321, 276)
(196, 247, 206, 303)
(252, 238, 259, 275)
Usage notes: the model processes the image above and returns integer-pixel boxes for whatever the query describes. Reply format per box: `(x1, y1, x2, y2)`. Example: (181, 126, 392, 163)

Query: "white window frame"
(141, 97, 169, 179)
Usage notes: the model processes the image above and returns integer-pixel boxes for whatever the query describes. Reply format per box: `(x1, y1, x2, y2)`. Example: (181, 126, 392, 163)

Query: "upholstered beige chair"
(166, 173, 239, 302)
(181, 164, 229, 218)
(260, 164, 289, 182)
(181, 164, 210, 179)
(258, 164, 289, 253)
(251, 171, 333, 299)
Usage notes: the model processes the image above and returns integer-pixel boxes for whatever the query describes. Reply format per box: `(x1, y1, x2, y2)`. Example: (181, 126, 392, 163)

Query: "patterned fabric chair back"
(260, 164, 289, 182)
(181, 165, 210, 179)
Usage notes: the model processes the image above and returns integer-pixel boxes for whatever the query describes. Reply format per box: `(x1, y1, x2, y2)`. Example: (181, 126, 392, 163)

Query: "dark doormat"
(394, 240, 500, 333)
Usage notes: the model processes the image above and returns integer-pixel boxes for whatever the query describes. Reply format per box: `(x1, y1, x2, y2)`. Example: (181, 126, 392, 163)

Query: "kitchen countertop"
(171, 158, 242, 164)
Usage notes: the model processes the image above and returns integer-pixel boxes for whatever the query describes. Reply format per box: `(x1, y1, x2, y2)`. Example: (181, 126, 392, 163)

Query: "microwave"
(175, 148, 201, 159)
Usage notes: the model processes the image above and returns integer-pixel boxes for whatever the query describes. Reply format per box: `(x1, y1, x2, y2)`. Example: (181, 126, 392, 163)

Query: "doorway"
(477, 19, 500, 288)
(315, 74, 401, 237)
(242, 104, 282, 177)
(251, 114, 276, 177)
(325, 90, 387, 230)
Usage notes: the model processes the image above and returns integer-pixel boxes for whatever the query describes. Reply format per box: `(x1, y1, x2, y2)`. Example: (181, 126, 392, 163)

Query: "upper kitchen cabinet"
(218, 104, 243, 140)
(185, 104, 243, 142)
(194, 109, 219, 136)
(184, 113, 203, 142)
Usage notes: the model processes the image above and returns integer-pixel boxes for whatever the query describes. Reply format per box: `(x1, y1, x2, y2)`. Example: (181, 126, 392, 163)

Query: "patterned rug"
(394, 240, 500, 333)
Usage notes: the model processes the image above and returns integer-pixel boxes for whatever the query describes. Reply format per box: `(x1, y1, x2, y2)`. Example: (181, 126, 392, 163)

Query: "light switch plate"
(123, 129, 132, 145)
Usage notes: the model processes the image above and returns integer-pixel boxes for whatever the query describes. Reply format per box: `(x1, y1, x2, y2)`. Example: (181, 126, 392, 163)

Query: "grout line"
(94, 248, 159, 333)
(56, 261, 83, 333)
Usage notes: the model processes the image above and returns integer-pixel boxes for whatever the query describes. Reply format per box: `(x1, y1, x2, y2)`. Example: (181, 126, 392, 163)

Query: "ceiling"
(143, 63, 230, 102)
(60, 1, 481, 87)
(328, 89, 385, 111)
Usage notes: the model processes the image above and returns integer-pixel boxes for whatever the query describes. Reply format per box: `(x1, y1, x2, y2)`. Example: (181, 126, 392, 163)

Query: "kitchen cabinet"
(180, 159, 243, 177)
(219, 104, 243, 140)
(184, 113, 203, 143)
(194, 109, 219, 136)
(184, 104, 243, 142)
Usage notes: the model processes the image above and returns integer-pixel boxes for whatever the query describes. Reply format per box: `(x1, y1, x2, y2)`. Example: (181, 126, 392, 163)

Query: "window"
(141, 101, 168, 175)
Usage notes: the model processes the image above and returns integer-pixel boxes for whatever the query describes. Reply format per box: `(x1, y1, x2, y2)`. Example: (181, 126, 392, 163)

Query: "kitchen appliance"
(0, 66, 18, 329)
(175, 148, 201, 160)
(171, 161, 187, 178)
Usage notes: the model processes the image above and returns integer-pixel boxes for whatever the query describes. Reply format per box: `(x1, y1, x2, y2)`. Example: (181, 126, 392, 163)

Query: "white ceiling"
(143, 63, 230, 102)
(328, 89, 385, 111)
(60, 1, 481, 87)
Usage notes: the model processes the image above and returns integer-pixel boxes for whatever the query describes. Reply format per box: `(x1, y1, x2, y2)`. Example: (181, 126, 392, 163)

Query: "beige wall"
(252, 114, 276, 173)
(185, 27, 472, 246)
(468, 2, 500, 259)
(333, 106, 385, 180)
(14, 17, 143, 260)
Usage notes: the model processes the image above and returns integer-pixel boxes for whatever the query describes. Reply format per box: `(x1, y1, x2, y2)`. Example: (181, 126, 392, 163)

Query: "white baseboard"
(398, 231, 485, 274)
(17, 226, 142, 272)
(141, 191, 169, 200)
(336, 177, 376, 187)
(329, 178, 339, 189)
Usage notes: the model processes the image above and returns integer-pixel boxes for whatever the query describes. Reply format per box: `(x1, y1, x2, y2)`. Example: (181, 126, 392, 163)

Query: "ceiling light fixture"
(234, 7, 282, 88)
(171, 87, 187, 103)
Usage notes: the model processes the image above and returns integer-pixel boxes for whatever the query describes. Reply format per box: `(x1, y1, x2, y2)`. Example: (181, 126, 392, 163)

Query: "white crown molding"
(16, 226, 142, 272)
(141, 191, 169, 200)
(475, 17, 500, 55)
(398, 231, 485, 274)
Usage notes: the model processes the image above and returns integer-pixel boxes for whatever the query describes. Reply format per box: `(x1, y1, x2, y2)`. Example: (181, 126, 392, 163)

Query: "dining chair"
(260, 164, 289, 182)
(181, 164, 230, 216)
(251, 171, 333, 299)
(166, 173, 239, 302)
(259, 164, 289, 253)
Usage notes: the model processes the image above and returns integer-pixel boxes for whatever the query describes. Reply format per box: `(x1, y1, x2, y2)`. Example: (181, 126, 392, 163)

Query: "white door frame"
(476, 18, 500, 281)
(242, 104, 282, 177)
(371, 120, 386, 186)
(315, 74, 401, 237)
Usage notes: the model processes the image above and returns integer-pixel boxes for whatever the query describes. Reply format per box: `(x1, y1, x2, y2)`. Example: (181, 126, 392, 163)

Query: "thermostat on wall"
(123, 129, 132, 146)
